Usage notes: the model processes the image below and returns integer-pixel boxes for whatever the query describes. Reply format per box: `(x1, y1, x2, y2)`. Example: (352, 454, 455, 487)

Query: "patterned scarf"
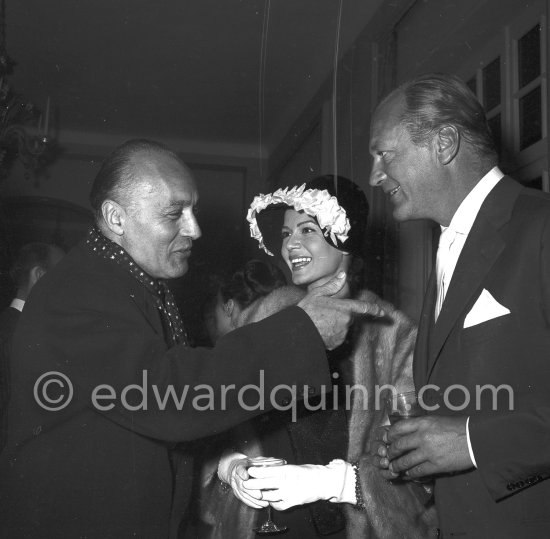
(86, 226, 188, 347)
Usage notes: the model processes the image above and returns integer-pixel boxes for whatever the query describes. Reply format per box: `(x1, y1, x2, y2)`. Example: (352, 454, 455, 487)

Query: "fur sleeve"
(235, 285, 305, 326)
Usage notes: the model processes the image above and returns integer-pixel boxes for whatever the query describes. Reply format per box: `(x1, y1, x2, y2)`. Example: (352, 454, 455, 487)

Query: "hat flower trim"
(247, 183, 351, 256)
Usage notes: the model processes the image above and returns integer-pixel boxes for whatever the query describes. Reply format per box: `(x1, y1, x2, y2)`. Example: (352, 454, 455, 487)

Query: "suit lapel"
(133, 285, 166, 338)
(111, 259, 166, 339)
(424, 176, 522, 381)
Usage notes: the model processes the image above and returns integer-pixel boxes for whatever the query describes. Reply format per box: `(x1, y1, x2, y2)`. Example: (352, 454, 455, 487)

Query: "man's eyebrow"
(164, 199, 192, 209)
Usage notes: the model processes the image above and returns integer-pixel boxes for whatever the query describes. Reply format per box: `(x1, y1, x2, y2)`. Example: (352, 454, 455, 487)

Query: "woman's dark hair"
(303, 175, 369, 257)
(220, 259, 286, 309)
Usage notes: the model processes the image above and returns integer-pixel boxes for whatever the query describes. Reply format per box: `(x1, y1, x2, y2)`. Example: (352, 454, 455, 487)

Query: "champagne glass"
(385, 391, 432, 486)
(386, 390, 424, 424)
(247, 456, 288, 535)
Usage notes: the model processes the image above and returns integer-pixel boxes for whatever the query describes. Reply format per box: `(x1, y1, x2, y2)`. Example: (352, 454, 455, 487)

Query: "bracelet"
(216, 459, 231, 493)
(219, 479, 231, 493)
(217, 451, 250, 494)
(351, 461, 366, 511)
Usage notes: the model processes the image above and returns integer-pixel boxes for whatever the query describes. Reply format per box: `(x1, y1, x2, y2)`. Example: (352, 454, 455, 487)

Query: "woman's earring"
(223, 299, 234, 317)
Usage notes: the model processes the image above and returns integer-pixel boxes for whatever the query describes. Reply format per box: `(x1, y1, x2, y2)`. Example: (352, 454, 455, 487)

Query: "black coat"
(0, 305, 19, 450)
(0, 241, 330, 538)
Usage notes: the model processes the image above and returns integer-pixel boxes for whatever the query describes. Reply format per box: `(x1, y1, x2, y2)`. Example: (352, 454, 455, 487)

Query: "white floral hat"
(247, 175, 368, 257)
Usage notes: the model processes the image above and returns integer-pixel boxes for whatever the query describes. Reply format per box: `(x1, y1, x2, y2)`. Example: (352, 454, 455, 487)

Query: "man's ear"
(101, 199, 126, 237)
(436, 125, 460, 165)
(28, 265, 45, 288)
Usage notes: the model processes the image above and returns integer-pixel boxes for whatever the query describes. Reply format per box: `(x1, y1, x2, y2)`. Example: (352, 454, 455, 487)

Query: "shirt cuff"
(466, 416, 477, 468)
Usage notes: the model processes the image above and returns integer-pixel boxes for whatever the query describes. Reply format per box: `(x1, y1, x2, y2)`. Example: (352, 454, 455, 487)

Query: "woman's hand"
(244, 460, 354, 511)
(217, 452, 268, 509)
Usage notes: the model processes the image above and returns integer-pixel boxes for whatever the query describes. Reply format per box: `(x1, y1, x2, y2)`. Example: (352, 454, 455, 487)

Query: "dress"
(200, 286, 437, 538)
(0, 238, 331, 539)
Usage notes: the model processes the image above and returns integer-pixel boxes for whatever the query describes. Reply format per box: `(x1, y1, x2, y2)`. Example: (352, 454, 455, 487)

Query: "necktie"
(434, 227, 457, 321)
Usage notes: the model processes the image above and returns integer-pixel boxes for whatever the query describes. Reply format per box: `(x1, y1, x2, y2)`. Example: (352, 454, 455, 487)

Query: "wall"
(266, 0, 414, 304)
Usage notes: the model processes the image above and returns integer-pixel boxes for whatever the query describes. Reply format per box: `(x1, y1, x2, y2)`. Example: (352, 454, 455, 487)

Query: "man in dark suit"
(0, 242, 64, 450)
(0, 139, 381, 538)
(369, 73, 550, 537)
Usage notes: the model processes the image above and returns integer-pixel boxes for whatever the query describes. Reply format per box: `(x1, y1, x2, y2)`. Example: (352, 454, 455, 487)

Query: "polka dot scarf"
(86, 226, 188, 347)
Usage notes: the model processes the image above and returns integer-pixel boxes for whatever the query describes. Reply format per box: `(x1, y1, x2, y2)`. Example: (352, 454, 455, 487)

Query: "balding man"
(0, 139, 381, 538)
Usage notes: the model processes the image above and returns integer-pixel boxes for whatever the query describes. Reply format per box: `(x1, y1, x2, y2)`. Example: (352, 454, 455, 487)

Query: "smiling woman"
(249, 175, 368, 296)
(202, 175, 437, 538)
(281, 206, 352, 293)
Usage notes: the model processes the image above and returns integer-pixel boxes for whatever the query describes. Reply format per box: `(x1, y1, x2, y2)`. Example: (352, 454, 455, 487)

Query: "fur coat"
(199, 286, 438, 538)
(344, 289, 438, 538)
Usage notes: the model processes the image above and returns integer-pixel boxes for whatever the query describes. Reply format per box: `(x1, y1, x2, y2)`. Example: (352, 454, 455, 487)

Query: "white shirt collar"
(445, 166, 504, 235)
(10, 298, 25, 312)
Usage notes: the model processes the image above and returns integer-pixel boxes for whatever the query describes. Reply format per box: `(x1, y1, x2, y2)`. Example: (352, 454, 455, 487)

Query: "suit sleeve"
(15, 278, 331, 443)
(469, 207, 550, 500)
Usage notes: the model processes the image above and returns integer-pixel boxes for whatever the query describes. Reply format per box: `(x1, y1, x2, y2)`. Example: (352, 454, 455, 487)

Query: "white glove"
(244, 459, 356, 511)
(217, 452, 268, 509)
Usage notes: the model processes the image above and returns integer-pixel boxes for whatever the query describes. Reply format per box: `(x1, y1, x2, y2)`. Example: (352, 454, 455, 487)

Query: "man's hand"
(383, 415, 474, 479)
(297, 272, 385, 350)
(369, 426, 400, 480)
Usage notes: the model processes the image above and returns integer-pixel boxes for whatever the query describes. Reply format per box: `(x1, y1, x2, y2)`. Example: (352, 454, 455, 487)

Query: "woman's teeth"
(291, 257, 311, 269)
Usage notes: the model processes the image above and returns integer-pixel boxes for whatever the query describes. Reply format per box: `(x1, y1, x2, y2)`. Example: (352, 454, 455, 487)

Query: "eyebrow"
(165, 199, 194, 210)
(282, 218, 318, 229)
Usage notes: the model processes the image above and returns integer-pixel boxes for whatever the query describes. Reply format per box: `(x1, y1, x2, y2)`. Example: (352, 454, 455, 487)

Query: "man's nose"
(369, 165, 387, 187)
(180, 216, 201, 240)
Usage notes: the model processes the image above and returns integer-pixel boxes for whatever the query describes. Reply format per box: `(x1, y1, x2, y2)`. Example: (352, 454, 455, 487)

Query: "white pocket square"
(463, 289, 510, 329)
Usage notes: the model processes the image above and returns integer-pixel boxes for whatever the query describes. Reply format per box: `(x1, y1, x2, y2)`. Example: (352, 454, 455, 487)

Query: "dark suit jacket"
(0, 241, 331, 538)
(0, 305, 19, 450)
(414, 176, 550, 538)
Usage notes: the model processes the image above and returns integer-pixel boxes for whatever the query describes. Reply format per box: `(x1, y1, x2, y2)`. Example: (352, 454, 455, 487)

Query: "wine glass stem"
(267, 505, 274, 523)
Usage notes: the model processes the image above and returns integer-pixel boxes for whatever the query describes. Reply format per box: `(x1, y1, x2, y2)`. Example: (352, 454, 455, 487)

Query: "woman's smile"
(289, 256, 312, 270)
